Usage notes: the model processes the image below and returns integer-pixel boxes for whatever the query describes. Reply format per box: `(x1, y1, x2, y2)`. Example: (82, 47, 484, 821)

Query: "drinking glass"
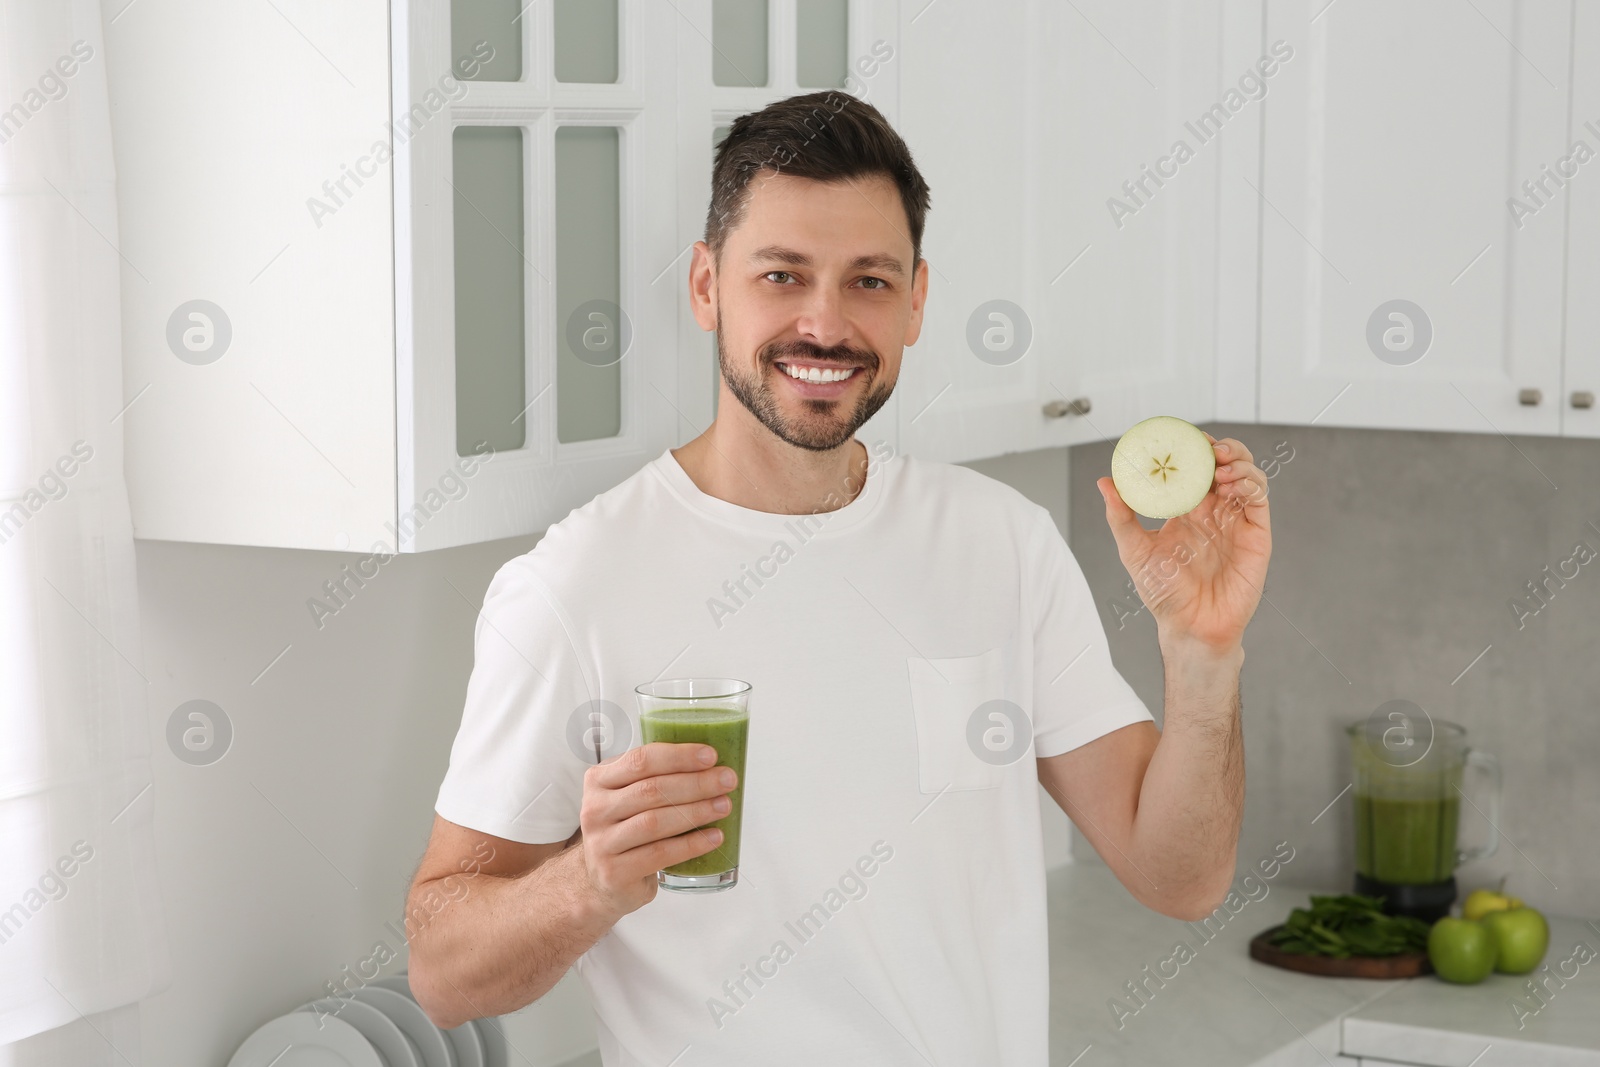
(635, 678, 750, 892)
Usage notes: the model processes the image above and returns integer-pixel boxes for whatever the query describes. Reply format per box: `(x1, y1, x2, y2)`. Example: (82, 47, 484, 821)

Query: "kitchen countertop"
(1046, 861, 1600, 1066)
(549, 860, 1597, 1067)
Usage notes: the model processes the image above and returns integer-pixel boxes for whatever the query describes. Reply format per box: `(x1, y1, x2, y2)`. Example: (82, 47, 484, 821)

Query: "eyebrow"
(748, 245, 906, 278)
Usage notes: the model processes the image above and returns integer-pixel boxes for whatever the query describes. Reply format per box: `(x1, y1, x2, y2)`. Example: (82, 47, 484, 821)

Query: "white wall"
(133, 531, 594, 1066)
(131, 447, 1075, 1066)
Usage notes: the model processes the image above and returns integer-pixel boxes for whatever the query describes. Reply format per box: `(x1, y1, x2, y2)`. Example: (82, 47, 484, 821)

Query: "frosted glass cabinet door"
(1257, 0, 1569, 436)
(394, 0, 682, 550)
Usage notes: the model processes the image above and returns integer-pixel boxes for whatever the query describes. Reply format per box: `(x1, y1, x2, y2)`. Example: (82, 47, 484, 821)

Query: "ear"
(903, 257, 930, 347)
(688, 241, 717, 331)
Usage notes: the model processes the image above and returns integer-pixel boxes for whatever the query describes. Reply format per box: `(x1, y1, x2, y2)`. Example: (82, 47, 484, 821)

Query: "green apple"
(1483, 907, 1549, 975)
(1428, 917, 1497, 984)
(1462, 888, 1522, 921)
(1110, 416, 1216, 519)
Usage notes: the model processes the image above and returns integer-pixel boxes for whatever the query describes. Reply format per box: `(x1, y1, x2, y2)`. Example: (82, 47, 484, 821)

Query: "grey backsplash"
(1061, 423, 1600, 919)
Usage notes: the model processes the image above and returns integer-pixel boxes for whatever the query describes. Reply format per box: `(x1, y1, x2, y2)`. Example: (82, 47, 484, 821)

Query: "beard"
(715, 313, 895, 453)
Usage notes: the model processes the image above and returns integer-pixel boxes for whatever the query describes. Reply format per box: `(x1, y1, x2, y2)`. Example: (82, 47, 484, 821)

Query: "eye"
(858, 276, 889, 290)
(764, 271, 796, 284)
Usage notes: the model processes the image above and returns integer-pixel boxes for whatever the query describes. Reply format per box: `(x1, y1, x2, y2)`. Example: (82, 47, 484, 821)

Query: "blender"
(1346, 707, 1500, 923)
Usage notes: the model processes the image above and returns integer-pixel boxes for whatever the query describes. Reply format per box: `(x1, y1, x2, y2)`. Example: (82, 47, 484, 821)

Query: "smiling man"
(406, 92, 1272, 1065)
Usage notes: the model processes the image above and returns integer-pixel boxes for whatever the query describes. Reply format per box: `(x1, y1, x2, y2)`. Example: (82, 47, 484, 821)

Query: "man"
(407, 91, 1271, 1065)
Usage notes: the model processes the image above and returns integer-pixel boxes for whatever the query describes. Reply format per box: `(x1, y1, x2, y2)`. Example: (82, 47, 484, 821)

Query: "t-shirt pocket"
(906, 646, 1021, 794)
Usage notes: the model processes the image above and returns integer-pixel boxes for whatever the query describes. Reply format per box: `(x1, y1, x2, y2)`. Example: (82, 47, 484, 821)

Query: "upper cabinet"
(111, 0, 897, 552)
(894, 0, 1222, 464)
(907, 0, 1598, 457)
(1254, 0, 1572, 436)
(109, 0, 1596, 552)
(112, 3, 405, 552)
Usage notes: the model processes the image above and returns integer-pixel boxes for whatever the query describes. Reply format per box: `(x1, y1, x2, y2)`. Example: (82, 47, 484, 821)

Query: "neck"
(670, 393, 871, 516)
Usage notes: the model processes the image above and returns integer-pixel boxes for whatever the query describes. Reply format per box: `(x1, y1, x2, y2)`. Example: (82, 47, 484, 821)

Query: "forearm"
(409, 842, 617, 1030)
(1127, 634, 1245, 913)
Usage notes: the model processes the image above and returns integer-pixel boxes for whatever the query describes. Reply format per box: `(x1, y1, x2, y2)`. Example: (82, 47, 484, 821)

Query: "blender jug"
(1347, 714, 1500, 922)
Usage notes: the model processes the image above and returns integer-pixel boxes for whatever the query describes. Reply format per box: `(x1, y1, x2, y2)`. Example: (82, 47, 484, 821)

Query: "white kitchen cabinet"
(111, 0, 893, 552)
(1254, 0, 1572, 436)
(113, 0, 680, 551)
(894, 0, 1222, 464)
(110, 0, 1595, 553)
(1563, 2, 1600, 438)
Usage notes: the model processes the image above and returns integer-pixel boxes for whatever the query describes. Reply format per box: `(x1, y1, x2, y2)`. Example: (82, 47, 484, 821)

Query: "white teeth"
(781, 363, 857, 383)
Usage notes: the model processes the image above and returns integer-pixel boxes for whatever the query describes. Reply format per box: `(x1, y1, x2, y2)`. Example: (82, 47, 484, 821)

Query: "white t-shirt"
(433, 441, 1153, 1066)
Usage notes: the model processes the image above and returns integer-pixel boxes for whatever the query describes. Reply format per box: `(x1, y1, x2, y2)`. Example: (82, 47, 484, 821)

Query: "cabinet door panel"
(395, 0, 680, 551)
(1564, 3, 1600, 437)
(116, 0, 397, 550)
(1259, 0, 1569, 435)
(895, 0, 1037, 463)
(1029, 0, 1222, 451)
(897, 0, 1219, 464)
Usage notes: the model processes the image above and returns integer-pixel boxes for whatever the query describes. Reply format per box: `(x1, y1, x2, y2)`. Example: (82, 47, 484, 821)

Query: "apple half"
(1110, 416, 1216, 519)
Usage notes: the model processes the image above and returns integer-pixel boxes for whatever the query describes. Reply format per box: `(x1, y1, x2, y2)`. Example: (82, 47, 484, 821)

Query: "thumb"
(1097, 477, 1148, 558)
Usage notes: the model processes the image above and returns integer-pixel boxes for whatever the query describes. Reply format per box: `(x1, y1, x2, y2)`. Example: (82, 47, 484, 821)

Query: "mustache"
(765, 343, 877, 369)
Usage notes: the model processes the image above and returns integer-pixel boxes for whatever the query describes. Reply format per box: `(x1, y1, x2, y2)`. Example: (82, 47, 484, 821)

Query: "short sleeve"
(433, 557, 596, 844)
(1026, 508, 1154, 759)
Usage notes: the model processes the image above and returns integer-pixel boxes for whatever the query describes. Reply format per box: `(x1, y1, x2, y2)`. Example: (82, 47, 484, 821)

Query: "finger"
(1211, 437, 1253, 467)
(590, 741, 715, 791)
(1097, 477, 1152, 557)
(1218, 468, 1271, 526)
(1212, 459, 1263, 483)
(608, 764, 736, 825)
(617, 825, 725, 882)
(611, 793, 732, 855)
(1220, 472, 1267, 504)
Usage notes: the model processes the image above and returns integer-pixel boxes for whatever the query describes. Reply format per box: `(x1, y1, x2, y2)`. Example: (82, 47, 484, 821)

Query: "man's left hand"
(1095, 432, 1271, 652)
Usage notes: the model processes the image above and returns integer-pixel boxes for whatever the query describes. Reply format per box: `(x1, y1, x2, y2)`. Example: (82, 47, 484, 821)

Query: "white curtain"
(0, 0, 169, 1058)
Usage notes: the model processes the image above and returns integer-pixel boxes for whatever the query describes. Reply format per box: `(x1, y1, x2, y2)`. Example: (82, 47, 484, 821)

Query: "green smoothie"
(1353, 793, 1459, 885)
(639, 706, 748, 876)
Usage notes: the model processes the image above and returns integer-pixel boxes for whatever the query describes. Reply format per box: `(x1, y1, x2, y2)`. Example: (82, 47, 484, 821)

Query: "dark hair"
(705, 91, 932, 268)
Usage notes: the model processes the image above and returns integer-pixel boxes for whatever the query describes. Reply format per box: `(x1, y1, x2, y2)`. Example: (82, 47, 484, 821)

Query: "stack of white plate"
(226, 970, 509, 1067)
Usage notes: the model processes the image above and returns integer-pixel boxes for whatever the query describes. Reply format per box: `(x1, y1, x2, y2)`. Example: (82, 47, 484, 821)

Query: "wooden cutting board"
(1249, 925, 1433, 978)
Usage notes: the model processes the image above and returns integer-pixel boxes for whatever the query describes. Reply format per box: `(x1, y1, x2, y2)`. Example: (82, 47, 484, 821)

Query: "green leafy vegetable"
(1267, 894, 1430, 958)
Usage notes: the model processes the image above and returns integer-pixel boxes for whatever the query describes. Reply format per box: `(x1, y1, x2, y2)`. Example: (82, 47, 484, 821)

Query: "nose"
(793, 284, 851, 351)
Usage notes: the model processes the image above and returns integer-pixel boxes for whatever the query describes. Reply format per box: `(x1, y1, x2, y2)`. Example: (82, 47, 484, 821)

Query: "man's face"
(691, 171, 928, 452)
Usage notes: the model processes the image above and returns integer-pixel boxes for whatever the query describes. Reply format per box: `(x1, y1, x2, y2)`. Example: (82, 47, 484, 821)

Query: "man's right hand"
(577, 742, 737, 918)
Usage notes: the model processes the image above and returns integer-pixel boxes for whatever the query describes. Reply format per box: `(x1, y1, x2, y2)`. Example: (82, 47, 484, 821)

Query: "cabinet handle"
(1043, 396, 1092, 419)
(1572, 391, 1595, 410)
(1518, 388, 1542, 406)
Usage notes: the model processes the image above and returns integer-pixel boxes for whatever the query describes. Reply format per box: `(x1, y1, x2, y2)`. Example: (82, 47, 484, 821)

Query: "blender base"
(1354, 872, 1456, 924)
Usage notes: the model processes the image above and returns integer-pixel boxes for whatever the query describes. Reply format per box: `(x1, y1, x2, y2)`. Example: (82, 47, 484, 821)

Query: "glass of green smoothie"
(635, 677, 750, 893)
